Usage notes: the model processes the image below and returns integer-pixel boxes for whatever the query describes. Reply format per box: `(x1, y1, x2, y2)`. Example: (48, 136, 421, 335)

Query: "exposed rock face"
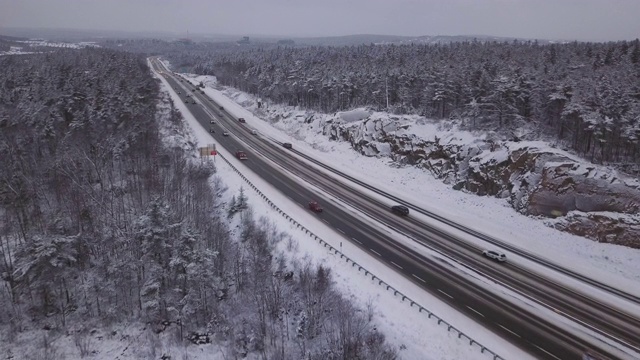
(551, 212, 640, 249)
(528, 162, 640, 216)
(245, 98, 640, 248)
(323, 116, 640, 248)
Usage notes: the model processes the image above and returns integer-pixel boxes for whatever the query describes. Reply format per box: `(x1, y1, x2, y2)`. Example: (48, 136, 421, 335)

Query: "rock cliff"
(226, 89, 640, 248)
(322, 112, 640, 248)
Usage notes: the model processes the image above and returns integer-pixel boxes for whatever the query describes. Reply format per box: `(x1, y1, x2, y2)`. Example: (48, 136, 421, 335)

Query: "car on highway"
(282, 143, 293, 149)
(308, 201, 323, 213)
(209, 128, 215, 133)
(238, 117, 246, 123)
(391, 205, 410, 216)
(223, 131, 230, 136)
(219, 106, 224, 110)
(209, 120, 215, 124)
(250, 129, 258, 135)
(483, 250, 507, 262)
(235, 150, 248, 160)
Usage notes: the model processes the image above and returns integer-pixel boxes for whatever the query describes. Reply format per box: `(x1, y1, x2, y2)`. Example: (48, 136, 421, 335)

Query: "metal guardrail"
(217, 152, 505, 360)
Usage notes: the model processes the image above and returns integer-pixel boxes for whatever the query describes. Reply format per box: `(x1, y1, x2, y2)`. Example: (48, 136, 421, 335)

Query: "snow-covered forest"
(166, 40, 640, 169)
(0, 49, 396, 359)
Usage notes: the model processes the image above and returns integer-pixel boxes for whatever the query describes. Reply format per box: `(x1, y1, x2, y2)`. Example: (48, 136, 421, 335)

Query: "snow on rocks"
(203, 78, 640, 248)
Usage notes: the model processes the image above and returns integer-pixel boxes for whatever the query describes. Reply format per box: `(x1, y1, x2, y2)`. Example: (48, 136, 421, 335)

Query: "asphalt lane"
(152, 60, 634, 360)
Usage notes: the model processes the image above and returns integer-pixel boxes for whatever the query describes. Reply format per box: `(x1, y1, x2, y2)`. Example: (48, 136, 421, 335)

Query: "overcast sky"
(1, 0, 639, 41)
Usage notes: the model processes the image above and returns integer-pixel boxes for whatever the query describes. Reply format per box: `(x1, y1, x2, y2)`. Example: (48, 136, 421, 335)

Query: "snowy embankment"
(183, 73, 640, 292)
(169, 68, 640, 358)
(176, 73, 640, 359)
(165, 71, 532, 358)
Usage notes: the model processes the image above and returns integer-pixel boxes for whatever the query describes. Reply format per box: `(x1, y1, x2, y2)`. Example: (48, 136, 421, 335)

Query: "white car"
(483, 250, 507, 262)
(223, 131, 230, 136)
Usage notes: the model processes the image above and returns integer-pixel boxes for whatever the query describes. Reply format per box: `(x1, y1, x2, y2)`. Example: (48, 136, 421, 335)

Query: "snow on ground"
(173, 70, 640, 356)
(339, 108, 371, 123)
(2, 57, 635, 360)
(16, 39, 100, 49)
(0, 46, 36, 56)
(180, 73, 640, 293)
(168, 71, 533, 359)
(0, 40, 99, 56)
(0, 322, 225, 360)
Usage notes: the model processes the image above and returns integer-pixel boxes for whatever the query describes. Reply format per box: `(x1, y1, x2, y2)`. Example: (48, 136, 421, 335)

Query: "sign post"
(198, 144, 217, 163)
(209, 144, 217, 162)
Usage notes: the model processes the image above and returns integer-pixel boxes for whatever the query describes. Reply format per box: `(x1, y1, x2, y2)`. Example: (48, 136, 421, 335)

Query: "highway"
(151, 59, 640, 360)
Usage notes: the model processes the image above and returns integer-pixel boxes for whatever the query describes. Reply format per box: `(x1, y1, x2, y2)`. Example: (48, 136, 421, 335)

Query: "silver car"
(483, 250, 507, 262)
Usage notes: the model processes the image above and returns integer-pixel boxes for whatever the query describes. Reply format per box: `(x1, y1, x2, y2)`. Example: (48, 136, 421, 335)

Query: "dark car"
(282, 143, 293, 149)
(308, 201, 323, 213)
(391, 205, 409, 216)
(219, 106, 224, 110)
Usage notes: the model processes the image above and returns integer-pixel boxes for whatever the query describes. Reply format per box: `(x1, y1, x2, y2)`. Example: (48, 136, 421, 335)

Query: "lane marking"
(534, 345, 561, 360)
(438, 289, 453, 299)
(412, 274, 426, 283)
(497, 324, 520, 338)
(370, 249, 382, 257)
(336, 228, 345, 235)
(351, 238, 362, 245)
(390, 261, 403, 270)
(322, 219, 330, 225)
(466, 306, 484, 317)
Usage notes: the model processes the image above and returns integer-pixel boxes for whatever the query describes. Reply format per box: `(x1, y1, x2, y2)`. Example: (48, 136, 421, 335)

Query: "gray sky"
(1, 0, 639, 41)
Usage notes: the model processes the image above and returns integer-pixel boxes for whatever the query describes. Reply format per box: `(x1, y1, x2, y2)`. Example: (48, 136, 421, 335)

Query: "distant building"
(277, 39, 295, 45)
(176, 38, 193, 45)
(237, 36, 250, 45)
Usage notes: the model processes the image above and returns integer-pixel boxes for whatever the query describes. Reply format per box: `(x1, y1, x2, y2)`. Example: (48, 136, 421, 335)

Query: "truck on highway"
(235, 150, 248, 160)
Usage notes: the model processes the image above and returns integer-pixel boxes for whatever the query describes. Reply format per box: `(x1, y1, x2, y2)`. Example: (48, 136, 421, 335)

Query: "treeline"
(166, 40, 640, 166)
(0, 48, 222, 332)
(0, 49, 395, 358)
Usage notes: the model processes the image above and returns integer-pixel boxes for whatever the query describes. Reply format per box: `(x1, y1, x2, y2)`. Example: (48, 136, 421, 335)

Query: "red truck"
(235, 150, 248, 160)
